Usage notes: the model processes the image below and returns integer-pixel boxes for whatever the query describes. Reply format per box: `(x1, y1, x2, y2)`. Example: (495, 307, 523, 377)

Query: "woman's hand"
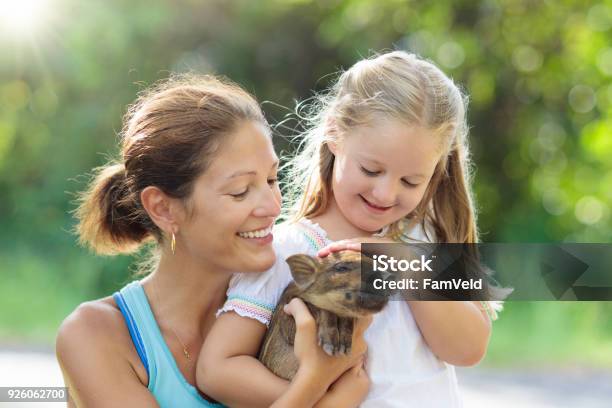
(283, 298, 371, 388)
(314, 358, 370, 408)
(317, 236, 395, 258)
(270, 299, 372, 408)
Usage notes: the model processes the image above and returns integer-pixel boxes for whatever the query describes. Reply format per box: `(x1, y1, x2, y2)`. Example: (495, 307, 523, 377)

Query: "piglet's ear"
(286, 254, 319, 290)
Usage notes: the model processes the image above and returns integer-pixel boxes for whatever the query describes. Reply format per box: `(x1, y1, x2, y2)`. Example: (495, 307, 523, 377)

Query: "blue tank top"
(113, 281, 226, 408)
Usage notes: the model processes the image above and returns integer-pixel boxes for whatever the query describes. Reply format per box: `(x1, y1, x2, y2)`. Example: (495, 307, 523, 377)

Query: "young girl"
(198, 51, 501, 407)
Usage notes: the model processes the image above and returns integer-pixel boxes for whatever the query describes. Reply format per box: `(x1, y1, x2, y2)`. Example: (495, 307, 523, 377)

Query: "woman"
(56, 74, 369, 407)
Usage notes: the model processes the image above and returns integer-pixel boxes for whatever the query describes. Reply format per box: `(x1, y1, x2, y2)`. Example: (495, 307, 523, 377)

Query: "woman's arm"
(56, 302, 159, 407)
(270, 299, 366, 408)
(197, 299, 369, 408)
(312, 358, 370, 408)
(406, 300, 491, 366)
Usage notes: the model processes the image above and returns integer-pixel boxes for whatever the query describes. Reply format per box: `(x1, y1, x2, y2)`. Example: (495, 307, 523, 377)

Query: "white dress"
(218, 218, 500, 407)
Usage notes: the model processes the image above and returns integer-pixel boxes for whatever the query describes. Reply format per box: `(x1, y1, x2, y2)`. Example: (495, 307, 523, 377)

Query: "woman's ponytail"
(75, 163, 150, 255)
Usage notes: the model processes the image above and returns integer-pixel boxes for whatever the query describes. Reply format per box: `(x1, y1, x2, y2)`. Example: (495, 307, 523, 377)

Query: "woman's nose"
(253, 186, 281, 218)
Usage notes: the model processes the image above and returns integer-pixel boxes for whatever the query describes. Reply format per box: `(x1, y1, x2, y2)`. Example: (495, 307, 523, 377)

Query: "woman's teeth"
(238, 225, 273, 239)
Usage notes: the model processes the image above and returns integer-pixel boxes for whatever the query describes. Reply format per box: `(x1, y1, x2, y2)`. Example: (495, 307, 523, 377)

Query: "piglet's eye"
(333, 263, 352, 272)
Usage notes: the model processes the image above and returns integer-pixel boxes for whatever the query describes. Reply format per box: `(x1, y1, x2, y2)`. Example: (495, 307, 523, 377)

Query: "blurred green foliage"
(0, 0, 610, 366)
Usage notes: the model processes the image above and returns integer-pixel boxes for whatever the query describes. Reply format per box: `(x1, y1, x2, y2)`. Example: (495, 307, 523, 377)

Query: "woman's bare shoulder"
(56, 296, 147, 383)
(55, 297, 156, 405)
(57, 297, 123, 345)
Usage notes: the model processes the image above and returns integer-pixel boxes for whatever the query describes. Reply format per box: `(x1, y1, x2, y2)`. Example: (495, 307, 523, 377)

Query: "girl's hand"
(314, 358, 370, 408)
(317, 236, 395, 258)
(283, 298, 371, 387)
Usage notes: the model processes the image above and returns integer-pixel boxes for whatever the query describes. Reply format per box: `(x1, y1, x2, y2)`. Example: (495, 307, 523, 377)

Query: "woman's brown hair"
(75, 74, 268, 255)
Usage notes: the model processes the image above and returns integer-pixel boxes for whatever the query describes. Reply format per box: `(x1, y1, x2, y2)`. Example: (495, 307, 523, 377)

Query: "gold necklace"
(151, 279, 191, 361)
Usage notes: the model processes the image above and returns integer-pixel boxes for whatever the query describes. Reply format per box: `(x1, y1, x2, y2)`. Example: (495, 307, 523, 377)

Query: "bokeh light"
(512, 45, 543, 73)
(569, 85, 597, 113)
(575, 196, 606, 225)
(437, 41, 465, 69)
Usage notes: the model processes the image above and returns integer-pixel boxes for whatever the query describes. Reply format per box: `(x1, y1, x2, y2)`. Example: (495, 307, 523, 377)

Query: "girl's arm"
(319, 239, 493, 367)
(197, 312, 288, 408)
(406, 301, 491, 366)
(197, 298, 369, 408)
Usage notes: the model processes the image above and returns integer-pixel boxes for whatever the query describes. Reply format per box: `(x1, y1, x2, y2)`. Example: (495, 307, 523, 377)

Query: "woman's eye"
(360, 166, 380, 177)
(230, 188, 249, 199)
(268, 178, 278, 186)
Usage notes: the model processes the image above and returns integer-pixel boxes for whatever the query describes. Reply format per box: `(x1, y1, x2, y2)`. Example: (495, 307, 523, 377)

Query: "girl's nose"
(371, 179, 398, 206)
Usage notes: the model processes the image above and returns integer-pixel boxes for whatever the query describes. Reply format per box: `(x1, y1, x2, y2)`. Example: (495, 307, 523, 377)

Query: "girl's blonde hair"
(282, 50, 478, 243)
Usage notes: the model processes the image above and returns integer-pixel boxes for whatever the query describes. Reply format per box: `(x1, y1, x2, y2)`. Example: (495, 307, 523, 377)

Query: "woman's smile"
(237, 223, 274, 245)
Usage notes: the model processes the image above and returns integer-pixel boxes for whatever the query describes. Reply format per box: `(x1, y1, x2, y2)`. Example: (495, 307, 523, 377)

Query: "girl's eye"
(268, 178, 278, 186)
(230, 188, 249, 199)
(401, 179, 419, 188)
(360, 166, 380, 177)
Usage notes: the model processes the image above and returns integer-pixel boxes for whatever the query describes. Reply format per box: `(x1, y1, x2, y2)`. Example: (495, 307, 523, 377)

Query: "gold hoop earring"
(171, 232, 176, 255)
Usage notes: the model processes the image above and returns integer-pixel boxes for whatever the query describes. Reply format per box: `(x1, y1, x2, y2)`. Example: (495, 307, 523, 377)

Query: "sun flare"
(0, 0, 50, 36)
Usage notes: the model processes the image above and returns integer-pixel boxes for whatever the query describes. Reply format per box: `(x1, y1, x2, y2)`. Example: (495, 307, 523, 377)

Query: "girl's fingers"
(343, 243, 362, 252)
(317, 241, 362, 257)
(318, 241, 346, 257)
